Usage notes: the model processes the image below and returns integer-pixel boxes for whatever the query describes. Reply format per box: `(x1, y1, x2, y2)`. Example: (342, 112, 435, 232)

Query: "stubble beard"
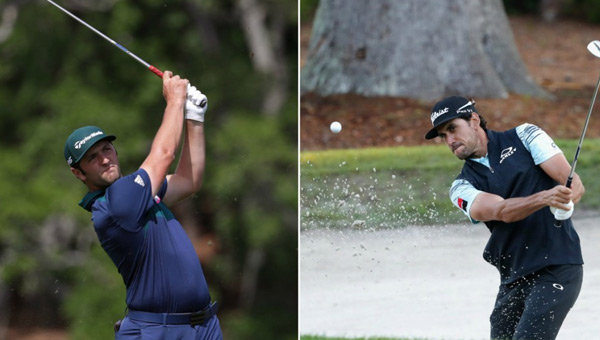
(453, 141, 477, 160)
(95, 165, 122, 189)
(454, 132, 480, 160)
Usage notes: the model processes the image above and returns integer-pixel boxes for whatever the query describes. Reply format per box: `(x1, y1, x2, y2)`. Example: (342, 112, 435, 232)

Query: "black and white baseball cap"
(425, 96, 477, 140)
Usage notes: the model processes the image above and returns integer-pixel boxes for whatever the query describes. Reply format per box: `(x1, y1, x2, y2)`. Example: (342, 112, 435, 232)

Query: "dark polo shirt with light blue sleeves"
(450, 124, 583, 285)
(79, 168, 211, 312)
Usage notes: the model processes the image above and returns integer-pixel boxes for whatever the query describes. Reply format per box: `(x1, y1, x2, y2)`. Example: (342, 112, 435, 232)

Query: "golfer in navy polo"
(64, 71, 222, 339)
(426, 96, 584, 340)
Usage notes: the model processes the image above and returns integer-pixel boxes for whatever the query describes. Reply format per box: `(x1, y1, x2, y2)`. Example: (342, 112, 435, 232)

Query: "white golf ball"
(330, 121, 342, 133)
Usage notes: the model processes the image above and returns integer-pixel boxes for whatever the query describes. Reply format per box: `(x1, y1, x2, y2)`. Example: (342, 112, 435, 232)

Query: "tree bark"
(301, 0, 549, 100)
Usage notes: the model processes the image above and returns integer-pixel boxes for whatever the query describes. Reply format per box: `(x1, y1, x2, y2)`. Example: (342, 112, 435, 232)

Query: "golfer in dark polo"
(64, 71, 222, 339)
(425, 96, 584, 340)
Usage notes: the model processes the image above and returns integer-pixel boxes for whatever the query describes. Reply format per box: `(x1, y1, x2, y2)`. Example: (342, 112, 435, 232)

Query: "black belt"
(127, 301, 218, 326)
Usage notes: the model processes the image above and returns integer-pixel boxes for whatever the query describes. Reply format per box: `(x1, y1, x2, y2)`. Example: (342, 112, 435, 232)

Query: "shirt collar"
(79, 189, 106, 211)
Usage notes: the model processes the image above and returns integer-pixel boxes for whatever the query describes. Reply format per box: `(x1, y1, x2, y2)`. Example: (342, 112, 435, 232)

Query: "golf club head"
(587, 40, 600, 58)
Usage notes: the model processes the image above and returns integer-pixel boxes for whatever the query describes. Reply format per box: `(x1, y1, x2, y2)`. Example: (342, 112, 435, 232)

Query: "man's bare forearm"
(175, 120, 205, 192)
(140, 72, 187, 195)
(472, 185, 573, 223)
(491, 191, 552, 223)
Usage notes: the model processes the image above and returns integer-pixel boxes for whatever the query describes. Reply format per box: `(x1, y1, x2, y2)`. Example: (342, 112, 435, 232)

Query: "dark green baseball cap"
(64, 126, 116, 166)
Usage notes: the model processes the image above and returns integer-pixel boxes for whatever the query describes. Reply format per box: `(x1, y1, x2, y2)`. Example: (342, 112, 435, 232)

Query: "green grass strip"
(300, 139, 600, 231)
(301, 144, 459, 177)
(301, 336, 432, 340)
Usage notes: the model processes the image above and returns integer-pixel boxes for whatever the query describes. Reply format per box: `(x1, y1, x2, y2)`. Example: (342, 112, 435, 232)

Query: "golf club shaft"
(570, 73, 598, 176)
(554, 70, 600, 227)
(46, 0, 163, 78)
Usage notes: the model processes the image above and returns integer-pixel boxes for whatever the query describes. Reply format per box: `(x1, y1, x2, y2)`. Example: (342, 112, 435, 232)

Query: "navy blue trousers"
(490, 264, 583, 340)
(115, 314, 223, 340)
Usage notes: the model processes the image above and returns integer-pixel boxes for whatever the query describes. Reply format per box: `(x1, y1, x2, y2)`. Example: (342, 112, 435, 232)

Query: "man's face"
(436, 116, 481, 160)
(72, 140, 121, 191)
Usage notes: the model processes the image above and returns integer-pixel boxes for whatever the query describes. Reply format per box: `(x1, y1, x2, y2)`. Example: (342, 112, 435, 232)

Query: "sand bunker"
(300, 215, 600, 340)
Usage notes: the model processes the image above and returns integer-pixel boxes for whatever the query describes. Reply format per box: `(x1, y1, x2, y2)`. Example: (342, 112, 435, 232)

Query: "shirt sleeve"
(450, 179, 483, 224)
(105, 169, 155, 231)
(516, 123, 562, 165)
(157, 178, 168, 200)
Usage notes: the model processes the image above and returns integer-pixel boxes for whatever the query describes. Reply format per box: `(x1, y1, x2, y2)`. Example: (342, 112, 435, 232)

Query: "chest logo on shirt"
(499, 146, 516, 164)
(457, 197, 468, 212)
(134, 174, 145, 187)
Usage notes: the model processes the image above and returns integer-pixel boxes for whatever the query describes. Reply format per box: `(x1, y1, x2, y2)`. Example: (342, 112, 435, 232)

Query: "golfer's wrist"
(166, 100, 185, 111)
(185, 112, 204, 122)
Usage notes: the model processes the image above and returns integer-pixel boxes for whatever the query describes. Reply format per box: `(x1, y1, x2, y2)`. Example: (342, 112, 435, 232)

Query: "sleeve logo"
(457, 197, 468, 212)
(134, 174, 145, 187)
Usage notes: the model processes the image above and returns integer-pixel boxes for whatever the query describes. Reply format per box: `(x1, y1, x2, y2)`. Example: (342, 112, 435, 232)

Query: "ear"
(470, 113, 481, 127)
(71, 167, 86, 182)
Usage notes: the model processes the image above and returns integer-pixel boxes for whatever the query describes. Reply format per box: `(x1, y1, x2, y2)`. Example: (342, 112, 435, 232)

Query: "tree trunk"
(540, 0, 568, 22)
(236, 0, 289, 116)
(301, 0, 549, 100)
(0, 3, 18, 43)
(239, 247, 265, 309)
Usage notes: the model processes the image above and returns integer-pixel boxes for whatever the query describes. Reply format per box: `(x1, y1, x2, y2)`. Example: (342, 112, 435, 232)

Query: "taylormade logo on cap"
(64, 126, 116, 166)
(74, 130, 104, 149)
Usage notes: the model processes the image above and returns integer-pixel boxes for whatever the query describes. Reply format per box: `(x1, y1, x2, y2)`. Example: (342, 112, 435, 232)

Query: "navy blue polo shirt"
(449, 124, 583, 284)
(79, 169, 211, 313)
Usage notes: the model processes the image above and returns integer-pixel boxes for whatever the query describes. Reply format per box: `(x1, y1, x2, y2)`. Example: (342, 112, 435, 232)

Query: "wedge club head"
(587, 40, 600, 58)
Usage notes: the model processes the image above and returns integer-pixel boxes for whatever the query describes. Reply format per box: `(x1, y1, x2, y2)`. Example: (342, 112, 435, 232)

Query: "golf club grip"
(554, 176, 574, 227)
(565, 176, 573, 189)
(149, 66, 164, 78)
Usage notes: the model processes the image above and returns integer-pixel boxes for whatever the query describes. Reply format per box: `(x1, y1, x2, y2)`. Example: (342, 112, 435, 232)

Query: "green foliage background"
(0, 0, 297, 339)
(503, 0, 600, 23)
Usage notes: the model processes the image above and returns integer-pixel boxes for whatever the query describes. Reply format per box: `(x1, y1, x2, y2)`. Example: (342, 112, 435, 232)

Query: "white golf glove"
(185, 84, 208, 122)
(550, 201, 574, 220)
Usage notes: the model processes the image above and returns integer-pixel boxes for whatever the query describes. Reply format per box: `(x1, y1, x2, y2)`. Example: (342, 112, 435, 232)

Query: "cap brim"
(424, 115, 457, 140)
(425, 128, 439, 140)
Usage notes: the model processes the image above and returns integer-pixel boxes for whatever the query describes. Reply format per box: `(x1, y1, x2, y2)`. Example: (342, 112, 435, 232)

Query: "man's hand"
(551, 201, 574, 220)
(162, 71, 189, 107)
(546, 184, 576, 221)
(539, 154, 585, 204)
(185, 84, 208, 122)
(569, 174, 585, 204)
(544, 185, 574, 211)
